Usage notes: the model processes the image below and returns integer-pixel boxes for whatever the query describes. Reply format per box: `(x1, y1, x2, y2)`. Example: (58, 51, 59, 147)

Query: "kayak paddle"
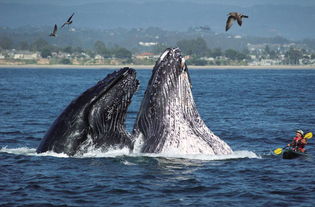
(274, 147, 287, 155)
(304, 132, 313, 139)
(273, 132, 313, 155)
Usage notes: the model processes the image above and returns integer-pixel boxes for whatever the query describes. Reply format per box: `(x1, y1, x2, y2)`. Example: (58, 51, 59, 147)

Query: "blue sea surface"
(0, 68, 315, 207)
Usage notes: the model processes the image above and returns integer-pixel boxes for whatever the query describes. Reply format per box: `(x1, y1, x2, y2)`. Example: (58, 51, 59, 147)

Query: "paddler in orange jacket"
(287, 130, 308, 152)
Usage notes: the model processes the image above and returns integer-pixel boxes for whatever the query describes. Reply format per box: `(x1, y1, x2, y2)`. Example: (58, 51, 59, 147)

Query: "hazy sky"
(1, 0, 315, 39)
(2, 0, 315, 6)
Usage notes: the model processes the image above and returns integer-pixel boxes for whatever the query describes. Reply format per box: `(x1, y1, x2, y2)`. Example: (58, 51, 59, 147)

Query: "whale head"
(133, 48, 232, 155)
(37, 67, 139, 156)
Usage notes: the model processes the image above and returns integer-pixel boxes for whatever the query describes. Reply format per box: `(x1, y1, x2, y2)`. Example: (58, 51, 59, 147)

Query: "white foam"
(134, 150, 260, 161)
(132, 133, 144, 153)
(0, 146, 69, 158)
(77, 146, 131, 158)
(0, 146, 260, 161)
(122, 160, 137, 166)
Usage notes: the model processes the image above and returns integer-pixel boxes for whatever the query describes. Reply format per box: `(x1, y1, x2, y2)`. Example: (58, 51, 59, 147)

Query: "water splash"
(0, 146, 260, 160)
(140, 150, 260, 160)
(77, 146, 131, 158)
(0, 146, 68, 158)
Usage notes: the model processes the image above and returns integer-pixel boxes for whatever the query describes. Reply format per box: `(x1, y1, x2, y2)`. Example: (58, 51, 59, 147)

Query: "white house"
(13, 51, 40, 60)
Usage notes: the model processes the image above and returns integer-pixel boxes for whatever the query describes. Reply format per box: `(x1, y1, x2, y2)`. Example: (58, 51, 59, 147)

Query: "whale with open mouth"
(133, 48, 233, 155)
(37, 49, 232, 156)
(37, 67, 139, 156)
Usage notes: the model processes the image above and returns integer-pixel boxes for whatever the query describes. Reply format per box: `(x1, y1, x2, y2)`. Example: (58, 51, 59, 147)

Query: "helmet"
(296, 130, 304, 136)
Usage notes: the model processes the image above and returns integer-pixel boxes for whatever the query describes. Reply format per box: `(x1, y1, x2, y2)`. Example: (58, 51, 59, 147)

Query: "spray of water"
(0, 146, 260, 161)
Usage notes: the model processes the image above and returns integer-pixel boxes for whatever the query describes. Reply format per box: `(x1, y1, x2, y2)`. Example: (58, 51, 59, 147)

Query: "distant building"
(94, 55, 105, 64)
(51, 52, 71, 59)
(94, 55, 104, 60)
(138, 42, 158, 47)
(249, 59, 282, 66)
(135, 52, 159, 60)
(13, 51, 40, 60)
(200, 57, 215, 62)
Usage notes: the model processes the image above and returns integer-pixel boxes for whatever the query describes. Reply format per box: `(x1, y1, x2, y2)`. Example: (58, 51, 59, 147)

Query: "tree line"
(1, 35, 248, 59)
(1, 35, 314, 65)
(0, 36, 132, 60)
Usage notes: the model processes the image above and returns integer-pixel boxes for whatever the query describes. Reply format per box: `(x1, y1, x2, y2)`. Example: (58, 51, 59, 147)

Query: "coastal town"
(1, 40, 314, 67)
(1, 25, 315, 68)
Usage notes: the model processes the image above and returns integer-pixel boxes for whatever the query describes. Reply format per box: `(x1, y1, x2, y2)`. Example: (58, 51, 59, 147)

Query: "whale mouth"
(84, 68, 139, 150)
(148, 48, 191, 93)
(144, 48, 189, 93)
(93, 68, 139, 98)
(156, 48, 186, 72)
(86, 68, 138, 127)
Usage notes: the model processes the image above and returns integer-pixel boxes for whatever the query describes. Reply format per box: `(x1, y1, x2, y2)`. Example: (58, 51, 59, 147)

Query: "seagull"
(49, 24, 57, 37)
(225, 12, 248, 31)
(61, 13, 75, 28)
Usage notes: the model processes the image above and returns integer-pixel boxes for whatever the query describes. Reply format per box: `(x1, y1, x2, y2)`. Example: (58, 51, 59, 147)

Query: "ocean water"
(0, 68, 315, 207)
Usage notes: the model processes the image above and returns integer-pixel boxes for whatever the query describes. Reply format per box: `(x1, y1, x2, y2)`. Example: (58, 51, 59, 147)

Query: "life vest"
(291, 136, 307, 152)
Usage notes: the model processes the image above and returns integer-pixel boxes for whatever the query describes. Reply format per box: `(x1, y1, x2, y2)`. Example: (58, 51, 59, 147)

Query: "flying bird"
(225, 12, 248, 31)
(49, 24, 57, 37)
(61, 13, 75, 28)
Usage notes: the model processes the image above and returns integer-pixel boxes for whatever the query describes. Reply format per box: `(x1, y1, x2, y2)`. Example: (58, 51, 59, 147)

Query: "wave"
(0, 146, 260, 161)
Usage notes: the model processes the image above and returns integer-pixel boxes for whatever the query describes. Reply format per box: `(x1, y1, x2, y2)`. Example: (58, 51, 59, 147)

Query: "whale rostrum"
(37, 48, 232, 156)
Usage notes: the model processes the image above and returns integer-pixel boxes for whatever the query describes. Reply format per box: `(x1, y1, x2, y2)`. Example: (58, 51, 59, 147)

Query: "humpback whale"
(37, 68, 139, 156)
(37, 49, 232, 156)
(133, 48, 233, 155)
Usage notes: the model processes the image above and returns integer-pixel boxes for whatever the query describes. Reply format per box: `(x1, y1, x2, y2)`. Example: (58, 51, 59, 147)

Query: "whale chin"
(133, 48, 233, 155)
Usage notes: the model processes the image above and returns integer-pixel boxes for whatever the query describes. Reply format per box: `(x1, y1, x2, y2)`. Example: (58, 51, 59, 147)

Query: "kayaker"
(287, 130, 308, 152)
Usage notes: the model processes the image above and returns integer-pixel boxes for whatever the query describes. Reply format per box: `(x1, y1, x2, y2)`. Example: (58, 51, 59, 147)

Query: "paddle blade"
(304, 132, 313, 139)
(274, 148, 283, 155)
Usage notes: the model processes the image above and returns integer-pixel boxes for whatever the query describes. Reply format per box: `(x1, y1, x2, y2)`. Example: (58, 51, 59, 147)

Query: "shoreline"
(1, 64, 315, 70)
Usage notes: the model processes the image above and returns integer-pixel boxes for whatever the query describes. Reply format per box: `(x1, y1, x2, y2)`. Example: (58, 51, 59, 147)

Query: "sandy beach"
(1, 64, 315, 70)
